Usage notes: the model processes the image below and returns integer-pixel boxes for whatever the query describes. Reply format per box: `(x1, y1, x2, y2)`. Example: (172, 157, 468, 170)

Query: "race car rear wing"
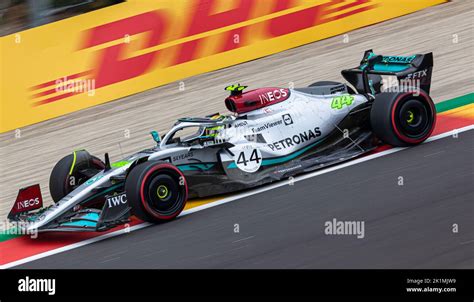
(341, 49, 433, 95)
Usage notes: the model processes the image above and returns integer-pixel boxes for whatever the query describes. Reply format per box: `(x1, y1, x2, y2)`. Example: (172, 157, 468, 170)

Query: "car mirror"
(150, 131, 160, 144)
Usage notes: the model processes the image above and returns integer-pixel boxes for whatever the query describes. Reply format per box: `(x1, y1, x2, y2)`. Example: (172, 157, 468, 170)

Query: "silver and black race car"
(8, 50, 436, 232)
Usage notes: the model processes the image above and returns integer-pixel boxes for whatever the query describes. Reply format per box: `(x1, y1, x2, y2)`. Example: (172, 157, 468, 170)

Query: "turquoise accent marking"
(81, 212, 100, 221)
(150, 131, 160, 143)
(381, 55, 416, 64)
(178, 163, 215, 171)
(360, 52, 376, 70)
(85, 175, 104, 185)
(227, 138, 327, 169)
(61, 220, 97, 227)
(361, 52, 412, 72)
(58, 185, 121, 229)
(372, 63, 410, 72)
(61, 213, 100, 227)
(360, 63, 409, 72)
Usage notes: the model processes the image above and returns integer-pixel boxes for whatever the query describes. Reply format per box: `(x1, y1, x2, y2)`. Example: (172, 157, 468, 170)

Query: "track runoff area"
(0, 93, 472, 269)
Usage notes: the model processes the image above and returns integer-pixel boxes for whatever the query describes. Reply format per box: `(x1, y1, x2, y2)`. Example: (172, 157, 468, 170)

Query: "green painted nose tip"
(157, 185, 169, 199)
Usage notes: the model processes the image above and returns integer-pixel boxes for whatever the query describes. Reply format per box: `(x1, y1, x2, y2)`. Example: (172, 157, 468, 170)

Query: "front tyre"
(125, 161, 188, 223)
(49, 151, 105, 203)
(370, 91, 436, 147)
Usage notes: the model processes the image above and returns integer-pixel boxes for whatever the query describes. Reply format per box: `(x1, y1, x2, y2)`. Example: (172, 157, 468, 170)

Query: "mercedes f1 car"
(8, 50, 436, 232)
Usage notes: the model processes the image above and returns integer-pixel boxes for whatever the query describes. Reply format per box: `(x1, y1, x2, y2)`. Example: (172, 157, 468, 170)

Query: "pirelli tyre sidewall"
(370, 90, 436, 147)
(126, 161, 188, 223)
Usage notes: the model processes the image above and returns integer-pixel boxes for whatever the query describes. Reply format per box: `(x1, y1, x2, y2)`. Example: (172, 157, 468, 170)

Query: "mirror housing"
(150, 131, 160, 144)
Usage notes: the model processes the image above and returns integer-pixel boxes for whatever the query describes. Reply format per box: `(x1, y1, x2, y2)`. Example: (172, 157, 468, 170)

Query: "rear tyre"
(49, 151, 105, 203)
(125, 161, 188, 223)
(370, 90, 436, 147)
(308, 81, 356, 94)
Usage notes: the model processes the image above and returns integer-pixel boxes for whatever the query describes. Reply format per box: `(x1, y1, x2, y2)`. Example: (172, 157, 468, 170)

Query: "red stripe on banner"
(33, 92, 78, 106)
(30, 71, 92, 91)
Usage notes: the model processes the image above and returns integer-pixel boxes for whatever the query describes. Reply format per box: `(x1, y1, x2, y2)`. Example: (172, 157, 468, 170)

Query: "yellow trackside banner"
(0, 0, 445, 133)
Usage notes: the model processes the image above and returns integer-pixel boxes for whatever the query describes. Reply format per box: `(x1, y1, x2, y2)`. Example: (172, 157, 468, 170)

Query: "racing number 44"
(331, 95, 354, 110)
(237, 149, 262, 166)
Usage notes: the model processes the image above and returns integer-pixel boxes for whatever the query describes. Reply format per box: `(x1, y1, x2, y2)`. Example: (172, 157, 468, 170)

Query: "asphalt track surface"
(17, 129, 474, 269)
(0, 0, 473, 221)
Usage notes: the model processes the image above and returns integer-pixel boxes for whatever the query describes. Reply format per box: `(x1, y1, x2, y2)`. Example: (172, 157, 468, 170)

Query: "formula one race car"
(9, 50, 436, 232)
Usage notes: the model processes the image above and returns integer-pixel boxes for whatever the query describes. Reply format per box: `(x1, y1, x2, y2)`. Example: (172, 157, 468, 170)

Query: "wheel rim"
(395, 98, 432, 140)
(143, 172, 185, 216)
(156, 185, 169, 199)
(406, 110, 415, 124)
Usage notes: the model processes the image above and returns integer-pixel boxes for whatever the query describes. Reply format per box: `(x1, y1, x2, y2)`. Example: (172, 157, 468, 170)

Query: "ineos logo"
(258, 89, 288, 104)
(17, 198, 40, 209)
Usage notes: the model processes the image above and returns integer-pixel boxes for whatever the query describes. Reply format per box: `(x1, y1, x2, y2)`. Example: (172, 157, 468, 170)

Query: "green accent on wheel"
(407, 111, 414, 124)
(69, 151, 77, 175)
(435, 93, 473, 113)
(68, 149, 86, 175)
(157, 185, 169, 199)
